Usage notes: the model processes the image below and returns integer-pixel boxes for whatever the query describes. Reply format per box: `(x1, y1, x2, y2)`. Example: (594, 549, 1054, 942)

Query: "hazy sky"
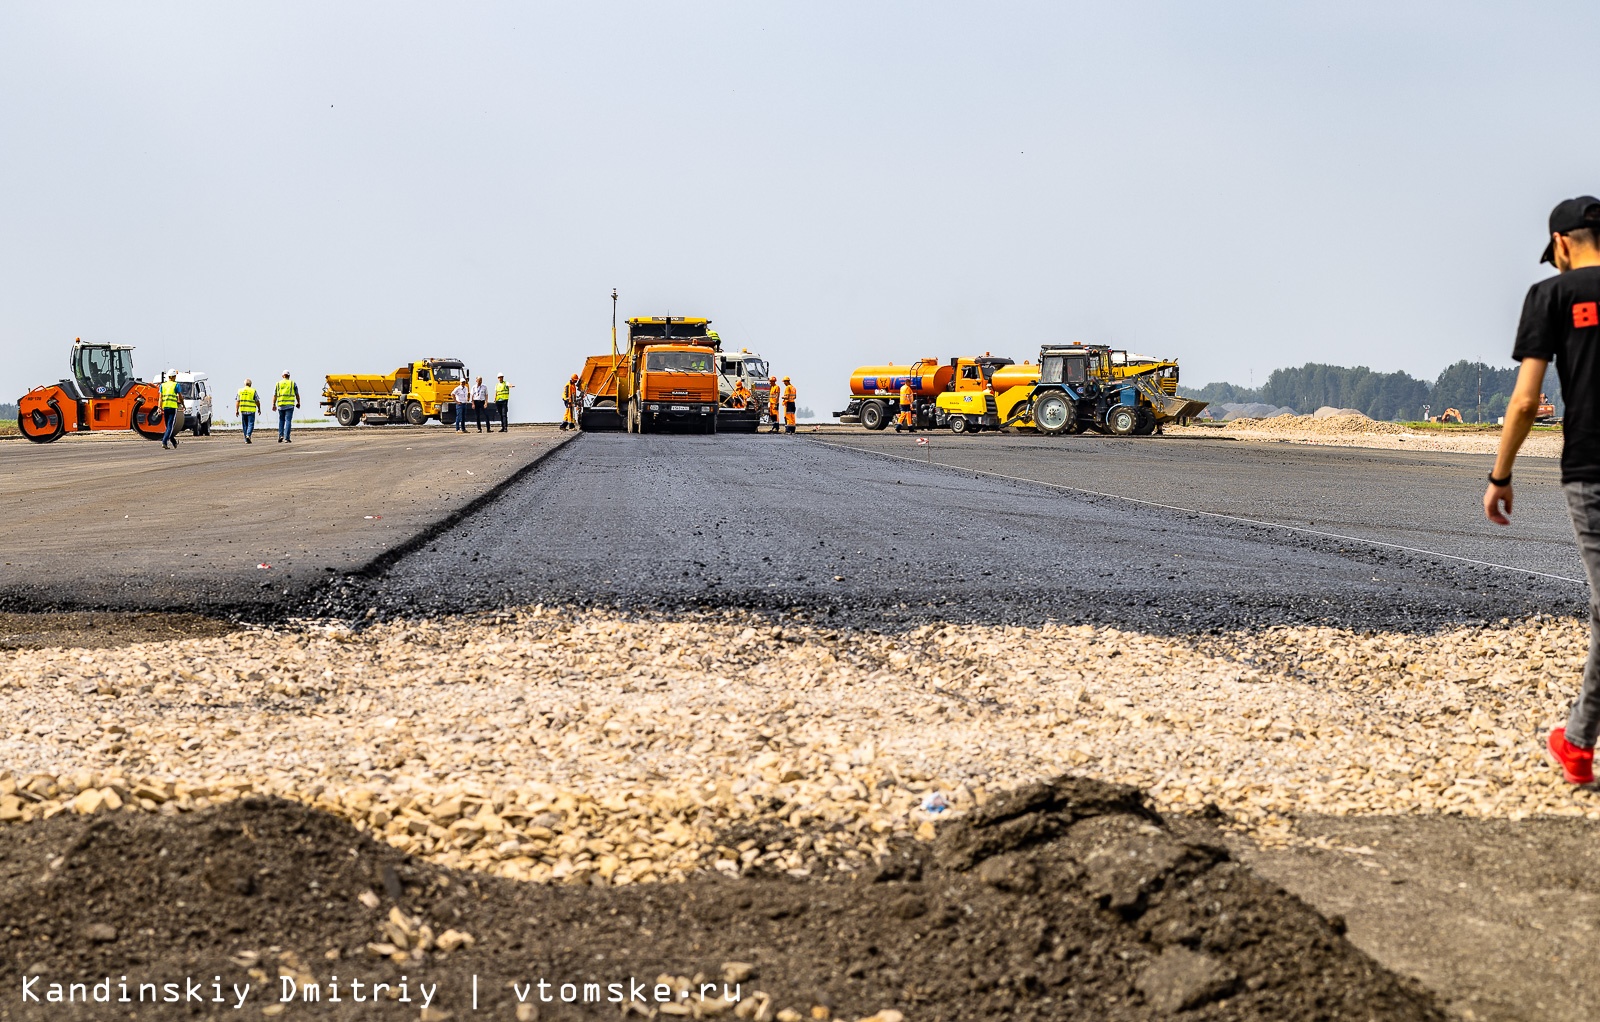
(2, 3, 1592, 420)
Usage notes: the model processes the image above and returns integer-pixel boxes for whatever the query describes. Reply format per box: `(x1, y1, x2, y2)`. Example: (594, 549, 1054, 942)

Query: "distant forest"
(1182, 361, 1563, 422)
(0, 402, 15, 421)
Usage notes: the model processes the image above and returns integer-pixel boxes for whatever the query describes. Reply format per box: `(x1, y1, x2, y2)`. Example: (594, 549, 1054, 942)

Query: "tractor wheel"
(860, 400, 889, 431)
(335, 401, 360, 426)
(405, 401, 426, 426)
(1033, 393, 1075, 435)
(949, 414, 970, 434)
(1134, 408, 1157, 435)
(18, 404, 64, 444)
(1108, 405, 1139, 436)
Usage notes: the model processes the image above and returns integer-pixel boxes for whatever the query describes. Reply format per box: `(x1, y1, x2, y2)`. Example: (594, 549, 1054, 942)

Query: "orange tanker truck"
(834, 354, 1014, 431)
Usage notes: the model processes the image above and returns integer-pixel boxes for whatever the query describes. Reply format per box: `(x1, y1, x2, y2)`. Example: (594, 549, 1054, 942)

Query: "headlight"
(649, 404, 659, 411)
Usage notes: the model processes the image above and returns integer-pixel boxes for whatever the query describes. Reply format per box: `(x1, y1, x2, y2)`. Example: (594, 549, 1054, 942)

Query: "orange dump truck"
(575, 354, 626, 431)
(616, 316, 721, 434)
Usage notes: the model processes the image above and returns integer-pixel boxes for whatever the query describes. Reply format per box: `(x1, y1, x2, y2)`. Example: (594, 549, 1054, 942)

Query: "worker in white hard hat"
(235, 378, 261, 444)
(273, 371, 300, 443)
(494, 374, 512, 432)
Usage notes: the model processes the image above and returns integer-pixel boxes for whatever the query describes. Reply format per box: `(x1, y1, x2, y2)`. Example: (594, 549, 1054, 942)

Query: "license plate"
(670, 404, 690, 411)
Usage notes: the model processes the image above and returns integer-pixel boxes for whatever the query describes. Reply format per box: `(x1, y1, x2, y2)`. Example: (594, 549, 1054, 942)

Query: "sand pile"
(1225, 414, 1408, 437)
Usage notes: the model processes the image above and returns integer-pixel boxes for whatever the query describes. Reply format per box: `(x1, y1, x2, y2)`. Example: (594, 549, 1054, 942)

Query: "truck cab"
(717, 347, 772, 432)
(620, 317, 720, 433)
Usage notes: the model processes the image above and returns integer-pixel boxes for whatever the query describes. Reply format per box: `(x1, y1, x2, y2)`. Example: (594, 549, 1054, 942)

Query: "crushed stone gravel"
(1, 608, 1592, 885)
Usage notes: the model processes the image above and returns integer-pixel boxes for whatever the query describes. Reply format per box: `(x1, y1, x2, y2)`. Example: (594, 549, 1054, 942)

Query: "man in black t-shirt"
(1489, 195, 1600, 785)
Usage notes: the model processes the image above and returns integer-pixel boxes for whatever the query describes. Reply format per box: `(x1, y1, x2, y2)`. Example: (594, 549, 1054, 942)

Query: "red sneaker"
(1548, 728, 1595, 785)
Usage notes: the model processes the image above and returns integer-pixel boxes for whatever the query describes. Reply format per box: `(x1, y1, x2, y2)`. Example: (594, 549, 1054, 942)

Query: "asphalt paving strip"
(347, 432, 1583, 634)
(806, 437, 1588, 586)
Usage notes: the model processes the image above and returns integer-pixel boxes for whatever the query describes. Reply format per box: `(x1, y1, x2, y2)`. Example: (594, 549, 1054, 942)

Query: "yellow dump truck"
(323, 358, 471, 426)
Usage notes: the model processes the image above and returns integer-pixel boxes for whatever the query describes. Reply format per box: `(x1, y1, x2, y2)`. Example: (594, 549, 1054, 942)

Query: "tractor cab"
(68, 341, 138, 400)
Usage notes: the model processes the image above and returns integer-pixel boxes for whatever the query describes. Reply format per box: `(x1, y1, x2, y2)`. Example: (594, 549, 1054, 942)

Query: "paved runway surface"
(5, 427, 1585, 630)
(372, 432, 1584, 631)
(0, 426, 570, 614)
(818, 430, 1581, 581)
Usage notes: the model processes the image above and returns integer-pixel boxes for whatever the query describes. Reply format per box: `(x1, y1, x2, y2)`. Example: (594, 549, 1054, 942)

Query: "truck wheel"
(860, 401, 889, 431)
(405, 401, 426, 426)
(1134, 408, 1157, 435)
(1034, 393, 1075, 435)
(949, 414, 969, 434)
(1108, 405, 1139, 436)
(335, 401, 360, 426)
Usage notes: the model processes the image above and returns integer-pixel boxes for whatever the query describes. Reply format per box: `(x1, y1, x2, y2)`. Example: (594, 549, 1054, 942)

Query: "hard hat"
(783, 376, 790, 382)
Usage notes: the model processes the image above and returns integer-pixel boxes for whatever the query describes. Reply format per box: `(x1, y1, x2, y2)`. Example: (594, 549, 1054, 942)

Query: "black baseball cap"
(1541, 196, 1600, 264)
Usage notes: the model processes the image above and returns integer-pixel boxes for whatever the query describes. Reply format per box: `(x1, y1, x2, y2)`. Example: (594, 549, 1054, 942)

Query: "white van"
(172, 371, 214, 436)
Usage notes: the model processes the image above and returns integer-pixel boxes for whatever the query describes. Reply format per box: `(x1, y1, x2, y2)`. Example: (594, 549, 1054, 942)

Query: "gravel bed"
(1, 609, 1591, 885)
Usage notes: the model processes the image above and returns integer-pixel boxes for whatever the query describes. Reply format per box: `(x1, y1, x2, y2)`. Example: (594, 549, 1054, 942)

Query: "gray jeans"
(1565, 481, 1600, 747)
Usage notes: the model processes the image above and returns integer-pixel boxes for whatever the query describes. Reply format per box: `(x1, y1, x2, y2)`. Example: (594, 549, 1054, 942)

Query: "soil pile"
(0, 777, 1443, 1021)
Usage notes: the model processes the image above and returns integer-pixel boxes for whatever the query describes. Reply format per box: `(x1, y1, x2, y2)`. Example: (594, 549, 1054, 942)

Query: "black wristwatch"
(1488, 471, 1512, 486)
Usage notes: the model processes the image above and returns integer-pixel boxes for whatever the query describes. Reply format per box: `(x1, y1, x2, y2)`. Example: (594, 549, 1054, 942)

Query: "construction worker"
(783, 376, 797, 434)
(471, 376, 489, 433)
(451, 378, 471, 432)
(494, 374, 512, 432)
(894, 378, 915, 432)
(159, 371, 182, 449)
(235, 378, 260, 444)
(273, 371, 300, 443)
(731, 378, 750, 410)
(561, 374, 580, 430)
(767, 376, 781, 433)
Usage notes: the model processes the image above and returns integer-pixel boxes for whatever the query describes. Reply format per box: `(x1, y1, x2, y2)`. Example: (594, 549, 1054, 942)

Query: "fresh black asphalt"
(350, 432, 1584, 633)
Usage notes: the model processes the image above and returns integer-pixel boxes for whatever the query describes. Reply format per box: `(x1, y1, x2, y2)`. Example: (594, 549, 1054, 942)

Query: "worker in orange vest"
(782, 377, 797, 434)
(561, 374, 579, 430)
(767, 376, 781, 433)
(731, 378, 750, 410)
(894, 378, 916, 432)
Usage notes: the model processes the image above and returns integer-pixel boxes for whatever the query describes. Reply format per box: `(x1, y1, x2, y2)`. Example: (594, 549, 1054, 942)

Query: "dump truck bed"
(324, 373, 402, 398)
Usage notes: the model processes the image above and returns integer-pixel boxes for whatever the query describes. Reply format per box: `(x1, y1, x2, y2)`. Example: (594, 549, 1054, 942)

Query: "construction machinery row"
(835, 343, 1207, 437)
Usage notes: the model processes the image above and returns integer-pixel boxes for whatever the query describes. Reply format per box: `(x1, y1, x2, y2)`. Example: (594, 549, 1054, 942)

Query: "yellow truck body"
(323, 358, 470, 426)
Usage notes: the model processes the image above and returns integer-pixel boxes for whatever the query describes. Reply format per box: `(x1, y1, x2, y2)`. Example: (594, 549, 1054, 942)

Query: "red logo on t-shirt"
(1575, 302, 1599, 328)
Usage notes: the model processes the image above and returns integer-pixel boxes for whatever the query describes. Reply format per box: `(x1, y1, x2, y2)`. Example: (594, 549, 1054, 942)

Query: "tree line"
(1182, 361, 1562, 422)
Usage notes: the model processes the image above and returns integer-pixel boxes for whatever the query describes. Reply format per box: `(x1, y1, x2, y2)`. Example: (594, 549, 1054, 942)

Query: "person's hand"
(1485, 482, 1513, 525)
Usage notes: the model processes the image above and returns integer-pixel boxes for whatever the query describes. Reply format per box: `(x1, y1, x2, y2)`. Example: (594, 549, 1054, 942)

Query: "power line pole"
(1477, 366, 1483, 424)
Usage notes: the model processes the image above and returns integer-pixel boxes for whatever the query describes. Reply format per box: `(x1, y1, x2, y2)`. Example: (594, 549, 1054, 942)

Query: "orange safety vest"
(899, 382, 913, 407)
(768, 386, 780, 414)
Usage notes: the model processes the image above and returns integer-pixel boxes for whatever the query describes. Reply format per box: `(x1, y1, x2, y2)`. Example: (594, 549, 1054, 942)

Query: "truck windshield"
(432, 364, 465, 382)
(746, 358, 769, 379)
(647, 351, 714, 372)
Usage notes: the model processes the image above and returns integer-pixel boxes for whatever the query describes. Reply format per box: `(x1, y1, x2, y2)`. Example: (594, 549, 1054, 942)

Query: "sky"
(1, 2, 1594, 420)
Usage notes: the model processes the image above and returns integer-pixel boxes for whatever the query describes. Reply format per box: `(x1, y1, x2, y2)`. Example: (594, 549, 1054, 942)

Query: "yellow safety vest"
(237, 387, 258, 413)
(159, 380, 179, 410)
(495, 382, 510, 401)
(275, 379, 297, 408)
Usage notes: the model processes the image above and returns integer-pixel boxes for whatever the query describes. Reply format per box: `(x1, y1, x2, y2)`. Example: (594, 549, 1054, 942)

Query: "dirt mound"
(1225, 414, 1407, 436)
(0, 778, 1443, 1021)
